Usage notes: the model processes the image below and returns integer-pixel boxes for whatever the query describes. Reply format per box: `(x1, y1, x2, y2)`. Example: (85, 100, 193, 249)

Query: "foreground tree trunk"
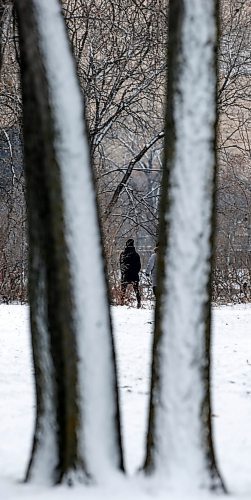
(145, 0, 225, 491)
(15, 0, 123, 484)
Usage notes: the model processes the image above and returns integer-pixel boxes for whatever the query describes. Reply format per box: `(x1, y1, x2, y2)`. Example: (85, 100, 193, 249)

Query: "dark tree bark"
(15, 0, 123, 484)
(144, 0, 225, 491)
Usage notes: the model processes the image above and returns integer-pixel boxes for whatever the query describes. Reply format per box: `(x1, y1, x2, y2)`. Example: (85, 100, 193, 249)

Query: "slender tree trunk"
(145, 0, 225, 491)
(103, 131, 164, 222)
(15, 0, 123, 484)
(0, 1, 6, 71)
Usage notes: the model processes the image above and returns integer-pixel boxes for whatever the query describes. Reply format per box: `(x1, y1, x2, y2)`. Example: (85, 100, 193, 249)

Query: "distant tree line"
(0, 0, 250, 303)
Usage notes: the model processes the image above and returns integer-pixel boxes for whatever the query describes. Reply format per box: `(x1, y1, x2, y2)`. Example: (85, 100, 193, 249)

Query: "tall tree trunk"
(144, 0, 225, 491)
(15, 0, 123, 484)
(0, 1, 7, 71)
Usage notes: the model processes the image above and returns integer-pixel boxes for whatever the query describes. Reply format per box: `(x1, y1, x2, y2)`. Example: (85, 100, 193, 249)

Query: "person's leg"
(121, 282, 127, 305)
(133, 282, 141, 308)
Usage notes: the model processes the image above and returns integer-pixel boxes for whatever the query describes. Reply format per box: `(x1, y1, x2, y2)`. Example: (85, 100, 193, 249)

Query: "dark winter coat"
(120, 245, 141, 283)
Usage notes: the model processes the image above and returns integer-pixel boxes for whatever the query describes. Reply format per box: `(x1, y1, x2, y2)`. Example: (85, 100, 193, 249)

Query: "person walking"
(146, 243, 159, 297)
(119, 238, 141, 308)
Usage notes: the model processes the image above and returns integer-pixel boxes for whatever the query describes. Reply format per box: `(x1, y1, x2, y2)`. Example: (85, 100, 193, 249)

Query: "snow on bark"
(16, 0, 123, 484)
(34, 0, 122, 480)
(145, 0, 224, 491)
(26, 262, 58, 483)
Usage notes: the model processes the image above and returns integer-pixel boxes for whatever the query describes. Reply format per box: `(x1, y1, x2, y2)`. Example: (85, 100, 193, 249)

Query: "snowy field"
(0, 304, 251, 499)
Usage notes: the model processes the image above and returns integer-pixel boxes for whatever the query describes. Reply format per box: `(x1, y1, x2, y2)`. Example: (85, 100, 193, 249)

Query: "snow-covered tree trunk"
(15, 0, 123, 485)
(144, 0, 225, 492)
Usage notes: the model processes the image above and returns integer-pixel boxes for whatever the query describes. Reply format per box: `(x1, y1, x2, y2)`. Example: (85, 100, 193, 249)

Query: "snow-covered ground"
(0, 304, 251, 499)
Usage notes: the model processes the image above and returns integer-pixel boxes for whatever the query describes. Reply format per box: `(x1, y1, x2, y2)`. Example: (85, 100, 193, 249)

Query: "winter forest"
(0, 1, 251, 499)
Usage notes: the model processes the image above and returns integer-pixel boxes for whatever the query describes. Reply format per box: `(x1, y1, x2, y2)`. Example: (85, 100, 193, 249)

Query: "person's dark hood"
(126, 238, 134, 247)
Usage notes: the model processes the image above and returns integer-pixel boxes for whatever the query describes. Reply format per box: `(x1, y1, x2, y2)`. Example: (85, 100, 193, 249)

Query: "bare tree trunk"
(144, 0, 225, 491)
(0, 1, 7, 71)
(103, 131, 164, 222)
(15, 0, 123, 484)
